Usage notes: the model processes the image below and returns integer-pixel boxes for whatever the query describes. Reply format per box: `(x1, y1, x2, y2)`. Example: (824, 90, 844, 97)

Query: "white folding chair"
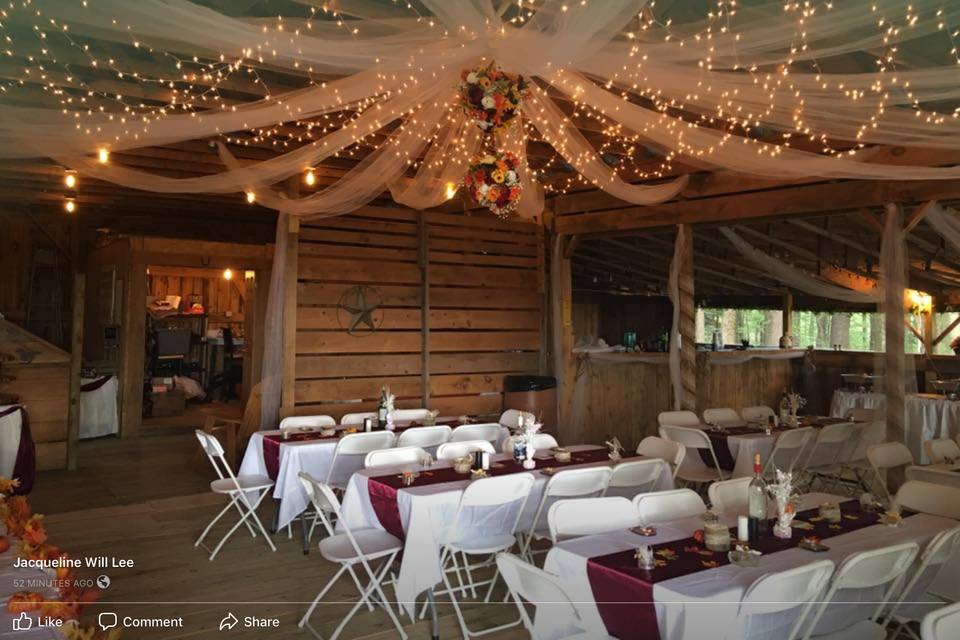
(802, 542, 918, 639)
(436, 473, 536, 639)
(732, 559, 835, 640)
(894, 481, 960, 520)
(741, 405, 777, 424)
(633, 488, 706, 526)
(194, 430, 276, 560)
(326, 431, 397, 490)
(764, 427, 814, 477)
(920, 602, 960, 640)
(396, 425, 452, 450)
(925, 438, 960, 464)
(658, 410, 702, 428)
(279, 415, 336, 432)
(635, 436, 685, 478)
(703, 407, 743, 427)
(341, 411, 377, 426)
(389, 408, 433, 423)
(842, 417, 886, 492)
(659, 425, 729, 485)
(296, 473, 407, 640)
(436, 439, 496, 461)
(500, 409, 535, 429)
(604, 458, 672, 500)
(501, 433, 559, 455)
(886, 526, 960, 640)
(519, 467, 611, 561)
(497, 552, 616, 640)
(451, 423, 503, 444)
(364, 446, 430, 469)
(707, 477, 752, 515)
(548, 497, 640, 543)
(868, 442, 915, 502)
(801, 422, 856, 491)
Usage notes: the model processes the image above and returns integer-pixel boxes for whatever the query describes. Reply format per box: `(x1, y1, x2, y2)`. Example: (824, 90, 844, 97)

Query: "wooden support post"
(782, 290, 794, 343)
(677, 224, 697, 412)
(922, 307, 934, 356)
(884, 204, 907, 491)
(280, 216, 300, 418)
(418, 211, 431, 407)
(66, 272, 84, 470)
(553, 235, 576, 444)
(119, 256, 147, 438)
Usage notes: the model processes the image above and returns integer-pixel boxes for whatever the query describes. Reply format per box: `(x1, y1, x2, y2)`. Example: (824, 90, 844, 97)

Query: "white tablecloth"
(337, 445, 675, 618)
(831, 390, 960, 463)
(238, 424, 510, 530)
(0, 406, 22, 480)
(545, 493, 957, 640)
(79, 376, 119, 439)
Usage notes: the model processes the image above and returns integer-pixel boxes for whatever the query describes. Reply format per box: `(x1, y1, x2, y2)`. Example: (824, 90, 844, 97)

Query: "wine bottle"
(377, 387, 387, 429)
(778, 389, 789, 425)
(747, 453, 768, 546)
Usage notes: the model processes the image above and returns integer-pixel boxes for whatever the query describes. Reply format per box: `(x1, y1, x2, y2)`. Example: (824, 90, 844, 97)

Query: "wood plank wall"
(292, 207, 544, 421)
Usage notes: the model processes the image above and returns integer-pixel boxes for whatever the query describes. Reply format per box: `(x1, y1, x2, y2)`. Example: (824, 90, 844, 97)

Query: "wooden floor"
(31, 423, 527, 639)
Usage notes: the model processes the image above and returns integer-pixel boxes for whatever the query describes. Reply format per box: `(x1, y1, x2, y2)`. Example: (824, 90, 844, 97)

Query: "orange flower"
(486, 186, 501, 201)
(7, 591, 42, 613)
(0, 477, 21, 494)
(21, 515, 47, 546)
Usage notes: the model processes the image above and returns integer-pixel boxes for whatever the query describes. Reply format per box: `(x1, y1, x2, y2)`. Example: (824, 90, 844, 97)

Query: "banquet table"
(238, 419, 509, 532)
(545, 492, 957, 640)
(0, 405, 35, 494)
(831, 389, 960, 463)
(337, 444, 675, 617)
(697, 417, 853, 478)
(906, 463, 960, 490)
(79, 375, 119, 439)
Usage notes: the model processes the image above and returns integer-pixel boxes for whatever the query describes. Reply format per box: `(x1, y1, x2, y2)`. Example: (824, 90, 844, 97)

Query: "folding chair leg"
(299, 564, 347, 629)
(462, 551, 478, 599)
(195, 501, 233, 548)
(229, 495, 258, 538)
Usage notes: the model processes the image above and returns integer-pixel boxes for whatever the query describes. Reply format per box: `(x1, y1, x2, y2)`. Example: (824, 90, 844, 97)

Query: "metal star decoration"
(337, 285, 383, 336)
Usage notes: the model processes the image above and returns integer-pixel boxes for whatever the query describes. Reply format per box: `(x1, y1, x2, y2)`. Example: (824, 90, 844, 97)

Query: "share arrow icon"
(219, 612, 239, 631)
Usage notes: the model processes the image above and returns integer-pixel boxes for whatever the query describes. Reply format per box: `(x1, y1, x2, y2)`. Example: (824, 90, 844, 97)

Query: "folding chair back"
(803, 422, 855, 468)
(501, 433, 559, 454)
(397, 425, 452, 449)
(450, 423, 503, 443)
(548, 497, 639, 542)
(436, 439, 495, 461)
(920, 601, 960, 640)
(703, 408, 743, 427)
(297, 472, 341, 538)
(364, 446, 429, 469)
(500, 409, 535, 429)
(389, 408, 433, 422)
(894, 481, 960, 520)
(736, 559, 834, 640)
(635, 436, 685, 477)
(341, 411, 377, 426)
(605, 459, 671, 499)
(634, 488, 706, 525)
(326, 431, 397, 486)
(279, 415, 336, 431)
(868, 442, 914, 500)
(765, 427, 814, 475)
(803, 542, 919, 639)
(707, 477, 751, 514)
(195, 429, 234, 483)
(659, 425, 725, 481)
(497, 553, 587, 640)
(658, 410, 701, 427)
(523, 467, 611, 555)
(888, 526, 960, 624)
(741, 405, 776, 424)
(924, 438, 960, 464)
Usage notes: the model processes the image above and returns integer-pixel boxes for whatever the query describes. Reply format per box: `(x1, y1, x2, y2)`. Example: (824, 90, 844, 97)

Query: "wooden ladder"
(24, 247, 65, 346)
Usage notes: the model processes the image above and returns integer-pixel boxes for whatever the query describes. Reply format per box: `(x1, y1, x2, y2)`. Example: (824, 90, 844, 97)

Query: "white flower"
(482, 155, 495, 164)
(479, 184, 489, 195)
(506, 170, 517, 183)
(481, 95, 495, 109)
(467, 72, 478, 84)
(478, 121, 490, 130)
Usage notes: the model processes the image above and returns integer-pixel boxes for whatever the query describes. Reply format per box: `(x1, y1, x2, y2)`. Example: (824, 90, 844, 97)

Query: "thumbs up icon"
(12, 611, 33, 631)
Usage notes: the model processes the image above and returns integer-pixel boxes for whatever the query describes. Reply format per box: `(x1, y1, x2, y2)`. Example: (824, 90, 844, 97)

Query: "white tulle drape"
(0, 0, 955, 219)
(924, 204, 960, 255)
(259, 214, 288, 430)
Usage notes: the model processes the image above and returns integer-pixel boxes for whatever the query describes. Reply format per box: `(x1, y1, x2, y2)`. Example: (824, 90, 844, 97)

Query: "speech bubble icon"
(98, 612, 118, 631)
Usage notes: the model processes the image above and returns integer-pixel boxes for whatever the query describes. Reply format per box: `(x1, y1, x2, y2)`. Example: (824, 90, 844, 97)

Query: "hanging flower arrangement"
(458, 63, 529, 131)
(463, 152, 522, 219)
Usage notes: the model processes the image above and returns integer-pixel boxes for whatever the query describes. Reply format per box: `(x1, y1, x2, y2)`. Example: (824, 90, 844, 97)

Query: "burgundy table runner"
(366, 447, 636, 541)
(0, 405, 34, 494)
(585, 501, 910, 640)
(80, 375, 113, 393)
(699, 417, 850, 470)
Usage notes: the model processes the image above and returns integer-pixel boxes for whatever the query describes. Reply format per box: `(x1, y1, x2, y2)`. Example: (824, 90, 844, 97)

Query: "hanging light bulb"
(63, 170, 77, 189)
(223, 268, 233, 281)
(245, 191, 256, 204)
(64, 197, 76, 213)
(304, 168, 316, 186)
(445, 182, 458, 200)
(97, 147, 110, 164)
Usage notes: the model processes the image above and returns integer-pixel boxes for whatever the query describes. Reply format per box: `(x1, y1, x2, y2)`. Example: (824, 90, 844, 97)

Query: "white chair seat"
(448, 533, 518, 555)
(812, 620, 885, 640)
(319, 528, 403, 563)
(210, 475, 273, 493)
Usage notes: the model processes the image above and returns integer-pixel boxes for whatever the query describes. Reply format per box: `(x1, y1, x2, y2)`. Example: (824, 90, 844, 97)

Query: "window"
(696, 308, 783, 347)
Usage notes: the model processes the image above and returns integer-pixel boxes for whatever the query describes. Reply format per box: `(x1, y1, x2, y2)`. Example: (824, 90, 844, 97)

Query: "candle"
(738, 515, 749, 542)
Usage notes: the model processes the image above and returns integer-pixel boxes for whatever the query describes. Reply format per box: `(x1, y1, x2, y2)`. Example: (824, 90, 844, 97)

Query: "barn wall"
(146, 266, 247, 332)
(291, 207, 544, 421)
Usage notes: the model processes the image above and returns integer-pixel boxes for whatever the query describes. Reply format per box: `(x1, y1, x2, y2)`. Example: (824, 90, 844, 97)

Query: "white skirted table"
(79, 375, 119, 439)
(831, 389, 960, 463)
